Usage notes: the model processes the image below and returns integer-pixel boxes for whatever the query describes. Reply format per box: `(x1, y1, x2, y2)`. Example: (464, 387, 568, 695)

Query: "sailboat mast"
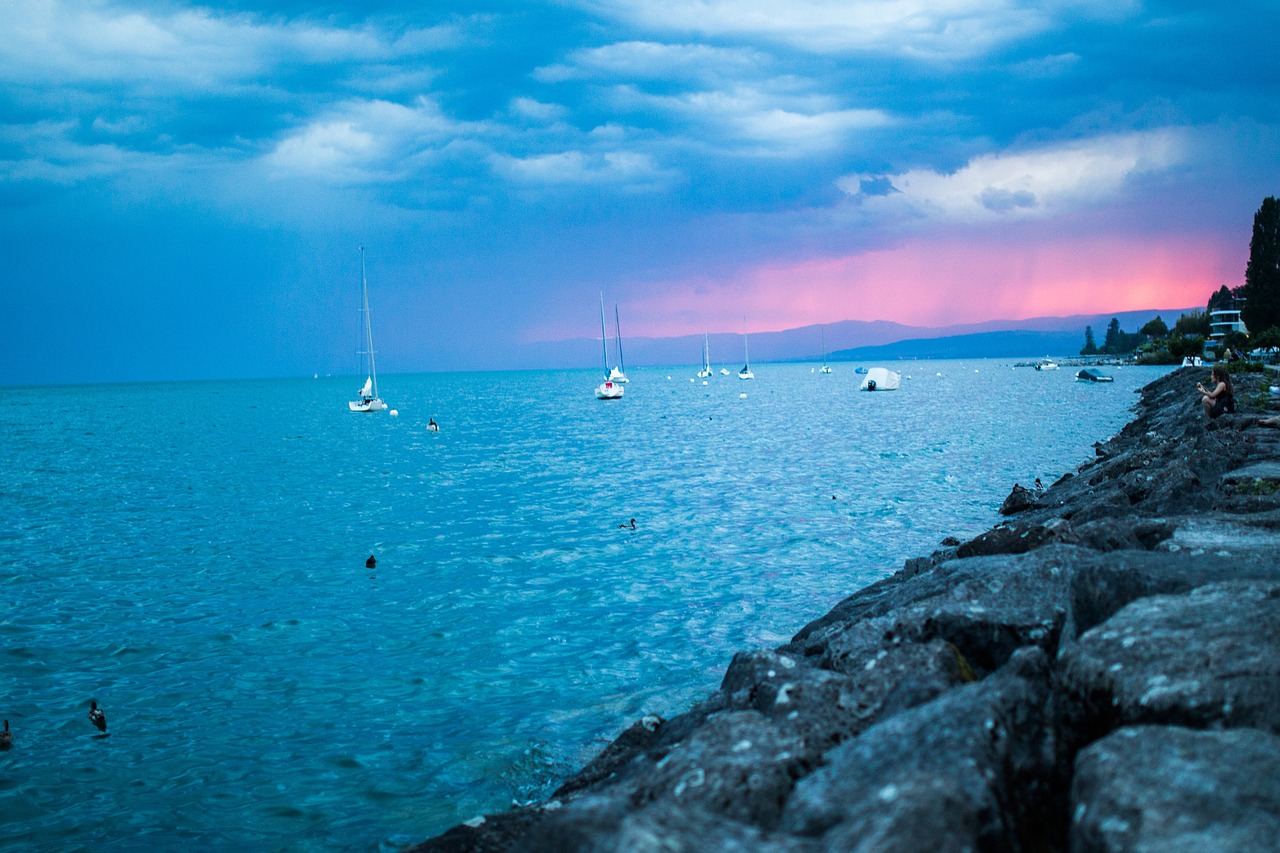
(614, 304, 626, 373)
(599, 292, 610, 378)
(743, 318, 750, 369)
(361, 247, 379, 398)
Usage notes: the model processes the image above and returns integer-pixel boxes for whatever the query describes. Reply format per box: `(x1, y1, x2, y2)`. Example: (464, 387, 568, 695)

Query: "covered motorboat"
(859, 367, 901, 391)
(1076, 368, 1114, 382)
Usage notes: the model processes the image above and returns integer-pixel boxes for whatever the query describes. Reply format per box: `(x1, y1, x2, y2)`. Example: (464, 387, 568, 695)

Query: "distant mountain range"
(510, 307, 1197, 370)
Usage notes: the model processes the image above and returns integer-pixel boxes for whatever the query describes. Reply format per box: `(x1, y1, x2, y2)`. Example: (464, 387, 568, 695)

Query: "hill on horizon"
(505, 307, 1196, 371)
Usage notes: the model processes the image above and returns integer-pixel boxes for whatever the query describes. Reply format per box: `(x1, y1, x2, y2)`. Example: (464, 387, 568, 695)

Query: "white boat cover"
(859, 367, 901, 390)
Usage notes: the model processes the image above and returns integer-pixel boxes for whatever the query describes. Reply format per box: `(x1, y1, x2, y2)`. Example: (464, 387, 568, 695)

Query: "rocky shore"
(410, 367, 1280, 853)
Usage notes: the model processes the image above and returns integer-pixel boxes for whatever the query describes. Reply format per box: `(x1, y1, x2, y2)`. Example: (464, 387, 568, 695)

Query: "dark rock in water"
(1071, 725, 1280, 852)
(407, 368, 1280, 853)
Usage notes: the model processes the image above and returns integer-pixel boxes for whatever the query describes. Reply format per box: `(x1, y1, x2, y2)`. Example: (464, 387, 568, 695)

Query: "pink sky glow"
(612, 232, 1242, 339)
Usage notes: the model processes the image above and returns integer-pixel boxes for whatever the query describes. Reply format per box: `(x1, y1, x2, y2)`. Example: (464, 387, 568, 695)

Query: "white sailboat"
(608, 304, 629, 383)
(697, 332, 712, 378)
(348, 247, 386, 413)
(820, 325, 833, 374)
(595, 294, 624, 400)
(738, 320, 755, 380)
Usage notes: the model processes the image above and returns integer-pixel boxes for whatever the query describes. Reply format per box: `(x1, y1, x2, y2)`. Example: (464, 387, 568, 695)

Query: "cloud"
(534, 40, 765, 84)
(614, 86, 892, 157)
(264, 97, 484, 183)
(491, 149, 678, 191)
(839, 129, 1189, 223)
(572, 0, 1136, 60)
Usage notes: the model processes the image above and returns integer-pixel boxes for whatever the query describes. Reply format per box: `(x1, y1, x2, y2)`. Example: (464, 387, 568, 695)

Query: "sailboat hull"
(595, 381, 624, 400)
(349, 398, 386, 412)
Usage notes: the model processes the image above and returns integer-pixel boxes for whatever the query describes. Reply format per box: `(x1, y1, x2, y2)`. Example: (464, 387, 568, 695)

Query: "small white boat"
(720, 368, 730, 376)
(1034, 360, 1059, 371)
(859, 367, 901, 391)
(739, 320, 755, 380)
(1181, 356, 1203, 367)
(348, 247, 387, 413)
(595, 294, 624, 400)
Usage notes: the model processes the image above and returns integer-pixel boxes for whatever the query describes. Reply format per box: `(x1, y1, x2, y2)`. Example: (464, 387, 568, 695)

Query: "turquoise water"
(1, 361, 1169, 850)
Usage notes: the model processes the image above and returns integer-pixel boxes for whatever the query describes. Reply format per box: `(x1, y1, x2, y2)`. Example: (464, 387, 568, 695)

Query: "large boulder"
(1071, 725, 1280, 853)
(778, 649, 1058, 852)
(1058, 580, 1280, 751)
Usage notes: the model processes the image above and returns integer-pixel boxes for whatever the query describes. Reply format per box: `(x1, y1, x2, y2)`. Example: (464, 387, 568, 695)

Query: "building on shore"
(1209, 296, 1248, 343)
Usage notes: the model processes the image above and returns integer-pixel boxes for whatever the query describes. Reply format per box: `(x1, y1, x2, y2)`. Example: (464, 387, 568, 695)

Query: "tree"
(1140, 316, 1169, 338)
(1242, 196, 1280, 334)
(1173, 310, 1211, 338)
(1102, 317, 1122, 352)
(1080, 326, 1098, 355)
(1168, 334, 1206, 360)
(1207, 285, 1235, 313)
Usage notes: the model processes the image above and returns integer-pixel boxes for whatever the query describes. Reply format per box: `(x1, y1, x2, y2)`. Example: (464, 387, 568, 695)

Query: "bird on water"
(366, 554, 377, 569)
(89, 700, 107, 733)
(0, 719, 12, 750)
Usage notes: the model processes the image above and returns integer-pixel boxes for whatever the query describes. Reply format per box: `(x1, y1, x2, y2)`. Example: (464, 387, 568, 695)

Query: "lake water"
(0, 360, 1170, 850)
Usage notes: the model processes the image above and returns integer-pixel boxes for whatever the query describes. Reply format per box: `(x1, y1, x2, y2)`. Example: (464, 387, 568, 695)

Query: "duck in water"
(366, 554, 377, 569)
(618, 518, 636, 530)
(1, 720, 11, 750)
(89, 700, 107, 733)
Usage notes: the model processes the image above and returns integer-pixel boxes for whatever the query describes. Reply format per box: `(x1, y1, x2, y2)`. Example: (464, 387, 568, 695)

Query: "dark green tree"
(1102, 317, 1122, 352)
(1241, 196, 1280, 334)
(1168, 334, 1206, 360)
(1206, 285, 1236, 313)
(1081, 325, 1098, 355)
(1173, 310, 1211, 338)
(1140, 316, 1169, 338)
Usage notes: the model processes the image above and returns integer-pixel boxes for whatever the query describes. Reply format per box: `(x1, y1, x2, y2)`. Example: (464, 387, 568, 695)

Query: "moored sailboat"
(738, 320, 755, 380)
(348, 247, 387, 412)
(697, 332, 712, 378)
(595, 293, 624, 400)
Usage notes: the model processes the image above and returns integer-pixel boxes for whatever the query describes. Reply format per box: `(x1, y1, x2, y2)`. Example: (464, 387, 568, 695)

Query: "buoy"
(739, 392, 748, 399)
(390, 409, 399, 417)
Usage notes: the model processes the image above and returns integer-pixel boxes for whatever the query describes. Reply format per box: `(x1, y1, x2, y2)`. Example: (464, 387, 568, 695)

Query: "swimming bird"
(0, 720, 11, 750)
(366, 554, 377, 569)
(88, 700, 107, 733)
(618, 518, 636, 530)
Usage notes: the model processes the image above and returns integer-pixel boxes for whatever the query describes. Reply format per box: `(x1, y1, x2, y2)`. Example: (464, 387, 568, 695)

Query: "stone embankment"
(411, 367, 1280, 853)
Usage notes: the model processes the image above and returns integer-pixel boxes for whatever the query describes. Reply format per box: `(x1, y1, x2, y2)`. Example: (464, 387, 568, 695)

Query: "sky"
(2, 0, 1278, 384)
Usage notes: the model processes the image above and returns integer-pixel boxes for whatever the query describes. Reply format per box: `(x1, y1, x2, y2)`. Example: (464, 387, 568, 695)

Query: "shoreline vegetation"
(410, 366, 1280, 852)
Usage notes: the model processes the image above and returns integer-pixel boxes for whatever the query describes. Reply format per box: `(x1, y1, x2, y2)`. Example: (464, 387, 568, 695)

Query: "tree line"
(1079, 196, 1280, 363)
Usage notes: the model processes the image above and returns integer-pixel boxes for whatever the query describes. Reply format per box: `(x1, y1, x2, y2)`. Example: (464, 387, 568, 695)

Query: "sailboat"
(595, 294, 624, 400)
(348, 247, 386, 412)
(697, 332, 712, 378)
(820, 325, 833, 374)
(608, 304, 628, 383)
(738, 319, 755, 380)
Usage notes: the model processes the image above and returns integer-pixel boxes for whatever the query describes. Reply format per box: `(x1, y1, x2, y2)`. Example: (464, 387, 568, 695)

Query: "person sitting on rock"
(1197, 366, 1235, 419)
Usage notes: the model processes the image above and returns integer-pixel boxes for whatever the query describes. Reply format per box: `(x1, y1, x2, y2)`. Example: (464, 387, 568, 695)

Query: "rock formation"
(409, 367, 1280, 853)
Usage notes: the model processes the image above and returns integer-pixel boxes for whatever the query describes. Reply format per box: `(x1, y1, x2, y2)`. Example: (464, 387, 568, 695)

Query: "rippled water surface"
(1, 361, 1170, 850)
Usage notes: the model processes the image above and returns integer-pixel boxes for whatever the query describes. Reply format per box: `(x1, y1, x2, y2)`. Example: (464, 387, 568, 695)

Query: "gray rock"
(1071, 725, 1280, 853)
(1000, 483, 1039, 515)
(779, 648, 1058, 852)
(1059, 580, 1280, 751)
